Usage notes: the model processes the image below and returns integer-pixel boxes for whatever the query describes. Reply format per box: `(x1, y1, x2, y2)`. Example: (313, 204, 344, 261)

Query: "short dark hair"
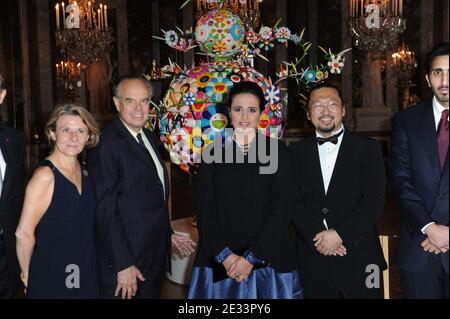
(307, 82, 344, 107)
(427, 43, 449, 74)
(113, 74, 152, 98)
(226, 81, 266, 113)
(0, 74, 4, 91)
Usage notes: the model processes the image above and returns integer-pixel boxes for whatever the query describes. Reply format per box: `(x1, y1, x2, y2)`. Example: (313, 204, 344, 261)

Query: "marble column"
(19, 0, 31, 140)
(355, 52, 392, 131)
(361, 53, 385, 109)
(419, 0, 433, 98)
(35, 0, 54, 125)
(116, 0, 129, 76)
(341, 0, 355, 130)
(307, 0, 318, 66)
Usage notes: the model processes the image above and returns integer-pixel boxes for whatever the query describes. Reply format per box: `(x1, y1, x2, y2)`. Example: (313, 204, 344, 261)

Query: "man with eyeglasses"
(87, 75, 195, 299)
(289, 83, 386, 298)
(0, 73, 25, 298)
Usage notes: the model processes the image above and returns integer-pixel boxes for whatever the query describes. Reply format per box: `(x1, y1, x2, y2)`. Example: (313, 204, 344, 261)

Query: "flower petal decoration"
(303, 69, 317, 83)
(264, 85, 281, 105)
(165, 30, 179, 47)
(259, 26, 274, 41)
(183, 92, 196, 106)
(275, 27, 291, 42)
(328, 54, 345, 74)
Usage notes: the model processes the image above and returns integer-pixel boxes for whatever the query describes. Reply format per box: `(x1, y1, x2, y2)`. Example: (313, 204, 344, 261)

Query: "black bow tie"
(316, 130, 344, 145)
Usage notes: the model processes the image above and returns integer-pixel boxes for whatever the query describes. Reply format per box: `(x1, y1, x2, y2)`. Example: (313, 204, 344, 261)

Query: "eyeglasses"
(309, 102, 342, 113)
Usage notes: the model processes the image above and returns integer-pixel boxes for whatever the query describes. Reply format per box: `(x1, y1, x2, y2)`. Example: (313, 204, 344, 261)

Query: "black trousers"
(301, 266, 384, 299)
(400, 254, 449, 299)
(0, 233, 12, 298)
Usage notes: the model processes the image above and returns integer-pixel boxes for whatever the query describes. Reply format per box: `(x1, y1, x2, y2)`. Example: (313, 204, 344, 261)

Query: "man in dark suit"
(289, 83, 386, 298)
(389, 43, 449, 299)
(0, 74, 25, 298)
(87, 75, 195, 299)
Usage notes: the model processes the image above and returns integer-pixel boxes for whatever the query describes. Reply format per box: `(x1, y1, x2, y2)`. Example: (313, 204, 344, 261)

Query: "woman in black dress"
(16, 104, 100, 298)
(188, 81, 303, 299)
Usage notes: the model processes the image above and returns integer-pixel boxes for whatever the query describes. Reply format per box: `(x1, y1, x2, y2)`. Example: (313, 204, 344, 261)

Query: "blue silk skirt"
(188, 267, 303, 299)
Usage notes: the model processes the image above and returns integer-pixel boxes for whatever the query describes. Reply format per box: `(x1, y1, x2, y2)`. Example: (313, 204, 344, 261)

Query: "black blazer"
(289, 130, 387, 285)
(389, 101, 448, 273)
(87, 119, 171, 296)
(0, 126, 25, 296)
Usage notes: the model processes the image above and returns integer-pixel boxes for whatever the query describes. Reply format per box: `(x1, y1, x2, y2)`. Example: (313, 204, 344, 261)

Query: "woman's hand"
(171, 233, 196, 257)
(222, 253, 240, 277)
(20, 271, 28, 294)
(227, 256, 253, 283)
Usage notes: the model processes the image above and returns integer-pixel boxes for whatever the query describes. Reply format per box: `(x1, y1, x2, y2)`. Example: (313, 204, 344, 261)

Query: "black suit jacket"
(389, 101, 449, 274)
(289, 130, 387, 286)
(0, 126, 25, 296)
(87, 119, 171, 297)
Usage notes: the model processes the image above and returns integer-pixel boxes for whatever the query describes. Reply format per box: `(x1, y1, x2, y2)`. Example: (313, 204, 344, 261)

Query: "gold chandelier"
(195, 0, 263, 31)
(349, 0, 406, 52)
(55, 0, 113, 66)
(392, 43, 417, 84)
(56, 61, 82, 91)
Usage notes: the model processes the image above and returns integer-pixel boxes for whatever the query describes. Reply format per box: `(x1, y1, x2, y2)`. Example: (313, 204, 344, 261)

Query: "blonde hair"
(45, 104, 100, 149)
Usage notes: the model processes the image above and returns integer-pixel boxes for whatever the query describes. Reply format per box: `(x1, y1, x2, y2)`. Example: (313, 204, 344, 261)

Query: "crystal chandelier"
(55, 0, 113, 66)
(195, 0, 263, 31)
(349, 0, 406, 52)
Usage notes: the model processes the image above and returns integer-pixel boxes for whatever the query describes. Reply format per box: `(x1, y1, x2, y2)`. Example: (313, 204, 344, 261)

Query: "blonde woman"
(16, 104, 100, 298)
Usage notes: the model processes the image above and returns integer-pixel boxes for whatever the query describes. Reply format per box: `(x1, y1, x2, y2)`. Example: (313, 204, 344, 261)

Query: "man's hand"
(421, 238, 448, 254)
(227, 256, 254, 283)
(329, 244, 347, 257)
(314, 229, 344, 256)
(424, 224, 449, 252)
(115, 266, 145, 299)
(171, 233, 196, 257)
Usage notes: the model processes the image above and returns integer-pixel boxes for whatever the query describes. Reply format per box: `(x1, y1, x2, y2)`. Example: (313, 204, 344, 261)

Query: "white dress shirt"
(432, 95, 448, 130)
(122, 121, 166, 199)
(0, 148, 6, 197)
(316, 126, 345, 195)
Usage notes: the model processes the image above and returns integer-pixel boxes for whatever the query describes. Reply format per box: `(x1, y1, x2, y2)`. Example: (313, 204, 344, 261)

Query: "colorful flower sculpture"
(149, 0, 350, 173)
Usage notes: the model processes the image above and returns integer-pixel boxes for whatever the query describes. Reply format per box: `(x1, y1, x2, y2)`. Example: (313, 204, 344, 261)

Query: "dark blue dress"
(27, 160, 98, 298)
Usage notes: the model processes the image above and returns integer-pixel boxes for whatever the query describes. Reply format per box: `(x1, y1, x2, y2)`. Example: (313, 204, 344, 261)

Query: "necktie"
(137, 133, 157, 171)
(437, 109, 449, 171)
(317, 129, 344, 145)
(137, 133, 165, 198)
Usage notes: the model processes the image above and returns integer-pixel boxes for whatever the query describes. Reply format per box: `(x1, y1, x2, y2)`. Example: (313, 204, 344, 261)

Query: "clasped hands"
(223, 253, 253, 283)
(171, 233, 196, 257)
(421, 224, 449, 254)
(313, 229, 347, 257)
